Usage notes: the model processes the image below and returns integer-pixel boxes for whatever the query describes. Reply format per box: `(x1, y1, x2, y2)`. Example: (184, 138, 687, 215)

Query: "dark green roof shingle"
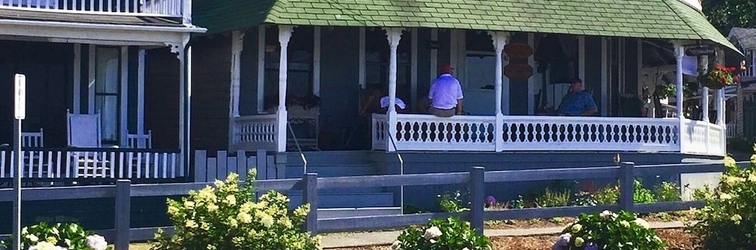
(193, 0, 739, 54)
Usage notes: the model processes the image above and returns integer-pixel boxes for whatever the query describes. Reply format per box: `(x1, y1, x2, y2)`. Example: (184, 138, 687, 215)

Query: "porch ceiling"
(195, 0, 740, 56)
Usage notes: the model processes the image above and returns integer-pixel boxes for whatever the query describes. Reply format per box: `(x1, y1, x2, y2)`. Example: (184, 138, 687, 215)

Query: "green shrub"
(437, 190, 466, 212)
(570, 191, 597, 206)
(593, 185, 619, 205)
(509, 195, 525, 209)
(654, 181, 681, 202)
(633, 178, 656, 204)
(552, 210, 665, 250)
(535, 188, 571, 208)
(152, 170, 320, 250)
(0, 222, 109, 250)
(392, 217, 491, 250)
(691, 183, 714, 200)
(688, 156, 756, 249)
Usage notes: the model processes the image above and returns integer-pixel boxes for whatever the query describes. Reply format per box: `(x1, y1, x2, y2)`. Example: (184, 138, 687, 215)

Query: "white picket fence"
(0, 148, 182, 180)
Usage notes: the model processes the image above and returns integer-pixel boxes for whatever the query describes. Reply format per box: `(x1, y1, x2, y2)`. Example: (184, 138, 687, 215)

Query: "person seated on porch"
(428, 64, 464, 117)
(417, 94, 431, 114)
(359, 85, 409, 116)
(556, 77, 598, 116)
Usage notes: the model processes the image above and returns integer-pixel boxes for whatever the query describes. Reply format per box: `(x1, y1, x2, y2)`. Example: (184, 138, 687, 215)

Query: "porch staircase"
(284, 151, 401, 219)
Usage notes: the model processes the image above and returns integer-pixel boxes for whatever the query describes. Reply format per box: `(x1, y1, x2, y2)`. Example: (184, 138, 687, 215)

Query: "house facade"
(727, 27, 756, 139)
(192, 0, 738, 156)
(0, 0, 205, 183)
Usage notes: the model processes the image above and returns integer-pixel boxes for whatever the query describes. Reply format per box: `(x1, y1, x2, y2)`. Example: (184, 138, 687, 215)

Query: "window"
(365, 29, 412, 102)
(95, 47, 120, 144)
(263, 26, 314, 111)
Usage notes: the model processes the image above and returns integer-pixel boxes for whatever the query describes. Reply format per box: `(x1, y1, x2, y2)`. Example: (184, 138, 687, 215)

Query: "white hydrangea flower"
(423, 226, 443, 240)
(86, 234, 108, 250)
(28, 241, 66, 250)
(633, 218, 650, 229)
(600, 210, 614, 218)
(390, 240, 402, 250)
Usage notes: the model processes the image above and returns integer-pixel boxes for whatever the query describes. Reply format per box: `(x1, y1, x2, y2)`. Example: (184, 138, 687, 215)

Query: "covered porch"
(0, 15, 203, 182)
(219, 0, 738, 157)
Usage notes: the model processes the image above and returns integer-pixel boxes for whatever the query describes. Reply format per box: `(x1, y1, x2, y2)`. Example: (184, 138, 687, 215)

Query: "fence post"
(619, 162, 635, 212)
(256, 149, 267, 180)
(115, 180, 131, 250)
(194, 150, 207, 182)
(302, 173, 318, 235)
(469, 166, 485, 235)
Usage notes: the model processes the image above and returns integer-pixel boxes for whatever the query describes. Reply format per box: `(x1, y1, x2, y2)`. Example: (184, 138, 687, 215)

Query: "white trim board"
(0, 21, 199, 47)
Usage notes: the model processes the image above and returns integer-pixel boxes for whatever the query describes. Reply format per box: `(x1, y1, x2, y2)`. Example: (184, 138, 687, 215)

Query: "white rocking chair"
(127, 130, 152, 149)
(21, 129, 44, 148)
(67, 111, 110, 178)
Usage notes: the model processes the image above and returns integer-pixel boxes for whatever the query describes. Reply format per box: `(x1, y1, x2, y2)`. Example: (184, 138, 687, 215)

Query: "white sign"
(14, 74, 25, 120)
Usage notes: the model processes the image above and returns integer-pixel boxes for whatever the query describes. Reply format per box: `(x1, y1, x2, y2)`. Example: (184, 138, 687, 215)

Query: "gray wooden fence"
(193, 150, 277, 182)
(0, 161, 735, 249)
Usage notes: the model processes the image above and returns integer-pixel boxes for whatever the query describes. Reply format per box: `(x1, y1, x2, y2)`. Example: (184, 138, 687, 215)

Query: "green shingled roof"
(194, 0, 739, 54)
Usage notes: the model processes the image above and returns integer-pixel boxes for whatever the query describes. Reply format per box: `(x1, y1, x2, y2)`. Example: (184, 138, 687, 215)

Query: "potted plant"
(699, 65, 738, 90)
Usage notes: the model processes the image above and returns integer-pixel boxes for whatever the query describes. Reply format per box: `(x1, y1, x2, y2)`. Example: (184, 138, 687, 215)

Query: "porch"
(195, 0, 741, 157)
(0, 0, 185, 17)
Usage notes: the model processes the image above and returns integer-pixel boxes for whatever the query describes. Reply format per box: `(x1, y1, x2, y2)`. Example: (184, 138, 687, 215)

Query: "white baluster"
(127, 152, 134, 178)
(1, 151, 6, 178)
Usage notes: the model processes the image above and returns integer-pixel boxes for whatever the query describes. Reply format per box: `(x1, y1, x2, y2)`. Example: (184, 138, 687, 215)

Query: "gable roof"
(194, 0, 739, 55)
(729, 27, 756, 51)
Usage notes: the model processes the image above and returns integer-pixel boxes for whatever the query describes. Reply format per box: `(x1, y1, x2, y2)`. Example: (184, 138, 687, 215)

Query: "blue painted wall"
(319, 27, 361, 149)
(240, 27, 259, 116)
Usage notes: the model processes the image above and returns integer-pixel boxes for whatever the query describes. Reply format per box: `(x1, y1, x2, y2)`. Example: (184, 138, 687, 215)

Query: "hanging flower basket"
(698, 65, 738, 90)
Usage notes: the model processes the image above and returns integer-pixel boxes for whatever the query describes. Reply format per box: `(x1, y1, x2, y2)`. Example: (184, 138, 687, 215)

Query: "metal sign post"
(13, 74, 25, 250)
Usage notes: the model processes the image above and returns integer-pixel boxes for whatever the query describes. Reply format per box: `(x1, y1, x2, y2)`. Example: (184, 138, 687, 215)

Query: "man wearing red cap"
(428, 64, 464, 117)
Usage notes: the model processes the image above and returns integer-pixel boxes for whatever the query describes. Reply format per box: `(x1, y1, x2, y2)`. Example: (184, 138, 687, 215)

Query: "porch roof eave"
(0, 18, 206, 46)
(193, 0, 741, 57)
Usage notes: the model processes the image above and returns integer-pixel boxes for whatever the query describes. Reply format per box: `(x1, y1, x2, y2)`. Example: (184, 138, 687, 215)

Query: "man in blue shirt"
(557, 78, 598, 116)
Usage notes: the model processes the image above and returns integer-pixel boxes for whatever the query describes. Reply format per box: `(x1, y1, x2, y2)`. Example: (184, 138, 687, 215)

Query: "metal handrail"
(287, 123, 308, 174)
(386, 121, 405, 214)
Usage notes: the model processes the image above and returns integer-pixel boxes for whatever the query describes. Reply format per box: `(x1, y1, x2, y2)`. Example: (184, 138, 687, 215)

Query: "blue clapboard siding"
(239, 26, 259, 116)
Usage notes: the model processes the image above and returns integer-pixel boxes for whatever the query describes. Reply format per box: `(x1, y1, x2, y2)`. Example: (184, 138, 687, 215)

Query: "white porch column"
(137, 49, 145, 136)
(700, 55, 709, 122)
(230, 30, 245, 118)
(673, 42, 685, 118)
(257, 26, 266, 114)
(384, 28, 403, 152)
(229, 30, 245, 148)
(716, 48, 726, 126)
(276, 25, 294, 152)
(489, 31, 509, 151)
(177, 37, 191, 176)
(119, 46, 129, 147)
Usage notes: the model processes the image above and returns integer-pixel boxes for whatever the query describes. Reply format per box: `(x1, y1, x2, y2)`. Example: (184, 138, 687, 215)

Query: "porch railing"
(0, 0, 183, 16)
(372, 114, 726, 156)
(0, 147, 182, 181)
(231, 114, 277, 151)
(500, 116, 680, 152)
(680, 119, 725, 156)
(379, 114, 496, 151)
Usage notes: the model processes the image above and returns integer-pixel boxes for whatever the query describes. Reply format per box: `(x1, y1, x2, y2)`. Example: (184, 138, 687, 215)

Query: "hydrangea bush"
(152, 170, 321, 250)
(688, 155, 756, 249)
(552, 210, 665, 250)
(391, 217, 491, 250)
(0, 222, 109, 250)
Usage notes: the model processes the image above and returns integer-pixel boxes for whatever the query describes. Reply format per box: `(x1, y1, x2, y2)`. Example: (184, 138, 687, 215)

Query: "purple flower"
(485, 196, 496, 207)
(584, 243, 598, 250)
